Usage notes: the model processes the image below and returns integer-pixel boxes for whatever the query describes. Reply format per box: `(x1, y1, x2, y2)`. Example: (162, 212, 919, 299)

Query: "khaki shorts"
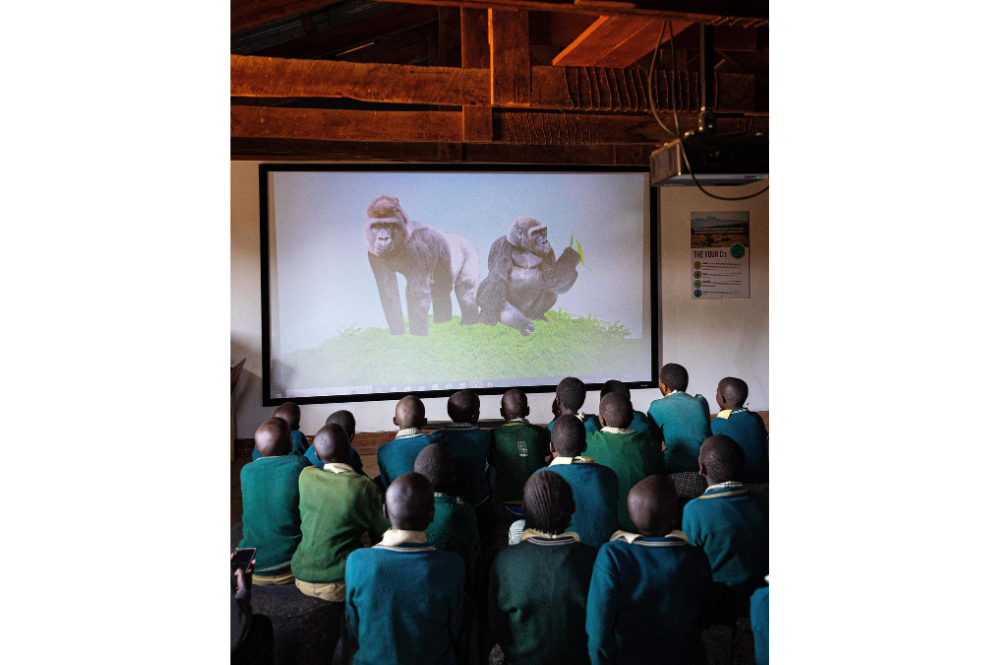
(295, 578, 347, 602)
(252, 569, 295, 586)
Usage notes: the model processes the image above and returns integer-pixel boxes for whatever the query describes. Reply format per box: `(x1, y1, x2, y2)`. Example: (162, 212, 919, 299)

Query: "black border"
(259, 163, 660, 406)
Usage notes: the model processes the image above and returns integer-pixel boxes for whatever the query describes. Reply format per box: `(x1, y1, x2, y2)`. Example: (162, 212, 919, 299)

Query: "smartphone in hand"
(232, 547, 256, 574)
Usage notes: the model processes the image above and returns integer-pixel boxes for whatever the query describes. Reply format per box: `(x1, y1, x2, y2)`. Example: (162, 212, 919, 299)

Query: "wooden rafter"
(232, 0, 347, 34)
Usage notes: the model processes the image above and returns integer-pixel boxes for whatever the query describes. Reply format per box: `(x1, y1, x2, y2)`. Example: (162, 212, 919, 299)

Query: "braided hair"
(523, 471, 575, 535)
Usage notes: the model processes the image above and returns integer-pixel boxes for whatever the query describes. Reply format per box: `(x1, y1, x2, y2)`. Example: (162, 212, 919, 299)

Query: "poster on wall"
(690, 211, 750, 299)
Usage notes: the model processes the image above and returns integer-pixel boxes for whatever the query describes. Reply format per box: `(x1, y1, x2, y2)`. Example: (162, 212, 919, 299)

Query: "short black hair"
(599, 392, 633, 429)
(718, 377, 749, 408)
(447, 389, 480, 423)
(413, 443, 454, 493)
(700, 435, 746, 483)
(273, 402, 301, 429)
(326, 410, 356, 439)
(523, 471, 575, 535)
(556, 377, 587, 412)
(551, 414, 587, 457)
(600, 379, 630, 401)
(659, 363, 689, 392)
(501, 388, 529, 419)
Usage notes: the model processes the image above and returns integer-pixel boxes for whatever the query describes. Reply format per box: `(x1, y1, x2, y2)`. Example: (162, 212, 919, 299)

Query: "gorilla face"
(369, 221, 400, 257)
(507, 217, 553, 258)
(525, 224, 551, 256)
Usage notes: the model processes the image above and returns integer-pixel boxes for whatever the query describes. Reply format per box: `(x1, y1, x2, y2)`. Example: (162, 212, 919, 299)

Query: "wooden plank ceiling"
(231, 0, 768, 164)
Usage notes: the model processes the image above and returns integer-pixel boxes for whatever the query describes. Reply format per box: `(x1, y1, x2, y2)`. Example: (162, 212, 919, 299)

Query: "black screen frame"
(259, 163, 660, 406)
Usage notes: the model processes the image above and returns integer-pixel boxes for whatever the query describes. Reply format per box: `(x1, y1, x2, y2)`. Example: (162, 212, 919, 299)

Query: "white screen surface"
(264, 169, 654, 400)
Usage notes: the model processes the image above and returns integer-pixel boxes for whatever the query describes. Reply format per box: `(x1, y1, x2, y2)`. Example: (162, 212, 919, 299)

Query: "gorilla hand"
(500, 301, 536, 336)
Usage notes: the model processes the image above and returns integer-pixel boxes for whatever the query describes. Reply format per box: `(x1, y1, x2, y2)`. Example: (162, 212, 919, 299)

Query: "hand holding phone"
(231, 547, 256, 574)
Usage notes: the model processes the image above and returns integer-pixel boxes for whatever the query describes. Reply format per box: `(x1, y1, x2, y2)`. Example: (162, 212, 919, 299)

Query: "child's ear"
(392, 415, 399, 427)
(524, 405, 530, 417)
(549, 441, 557, 457)
(598, 414, 606, 427)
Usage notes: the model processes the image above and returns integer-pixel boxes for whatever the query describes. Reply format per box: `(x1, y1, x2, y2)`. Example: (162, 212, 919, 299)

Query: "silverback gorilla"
(364, 195, 480, 335)
(476, 217, 580, 336)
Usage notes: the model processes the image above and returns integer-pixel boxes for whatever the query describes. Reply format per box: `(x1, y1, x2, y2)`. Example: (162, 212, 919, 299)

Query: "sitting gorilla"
(476, 217, 580, 336)
(365, 195, 480, 335)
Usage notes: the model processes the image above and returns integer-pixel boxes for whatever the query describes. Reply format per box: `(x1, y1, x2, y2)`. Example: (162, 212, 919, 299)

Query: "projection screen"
(260, 165, 658, 405)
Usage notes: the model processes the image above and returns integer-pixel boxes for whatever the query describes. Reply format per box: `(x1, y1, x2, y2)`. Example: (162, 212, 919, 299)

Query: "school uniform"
(238, 454, 311, 580)
(251, 428, 309, 461)
(682, 481, 769, 615)
(377, 428, 432, 488)
(535, 457, 619, 548)
(628, 409, 661, 441)
(345, 530, 465, 665)
(585, 428, 666, 533)
(489, 531, 597, 665)
(491, 419, 550, 505)
(304, 444, 365, 475)
(586, 531, 713, 665)
(710, 408, 769, 484)
(751, 585, 769, 665)
(547, 412, 602, 434)
(647, 391, 712, 474)
(428, 424, 492, 508)
(426, 492, 479, 568)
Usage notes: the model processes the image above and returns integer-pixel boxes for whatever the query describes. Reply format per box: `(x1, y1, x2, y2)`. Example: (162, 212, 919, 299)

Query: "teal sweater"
(710, 409, 769, 484)
(428, 426, 492, 506)
(586, 535, 713, 665)
(345, 543, 465, 665)
(252, 429, 309, 461)
(491, 421, 550, 504)
(534, 461, 619, 548)
(426, 493, 479, 567)
(489, 536, 598, 665)
(647, 393, 712, 474)
(238, 454, 311, 574)
(682, 484, 769, 613)
(584, 430, 665, 533)
(547, 413, 602, 434)
(628, 410, 660, 441)
(290, 466, 391, 583)
(377, 432, 431, 488)
(304, 445, 365, 475)
(751, 586, 769, 665)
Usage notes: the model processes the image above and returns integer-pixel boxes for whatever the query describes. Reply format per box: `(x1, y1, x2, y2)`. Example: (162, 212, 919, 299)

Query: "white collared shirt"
(610, 529, 688, 543)
(323, 462, 356, 474)
(395, 427, 423, 439)
(519, 528, 581, 543)
(379, 529, 428, 547)
(600, 427, 635, 434)
(549, 456, 595, 466)
(706, 480, 744, 492)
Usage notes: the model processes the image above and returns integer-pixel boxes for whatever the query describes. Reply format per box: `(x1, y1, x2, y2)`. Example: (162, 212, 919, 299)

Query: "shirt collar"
(665, 389, 688, 396)
(395, 427, 423, 439)
(323, 462, 355, 474)
(716, 407, 748, 420)
(610, 529, 688, 544)
(379, 529, 428, 547)
(519, 528, 580, 543)
(549, 456, 595, 466)
(600, 427, 635, 434)
(503, 418, 529, 425)
(443, 423, 476, 430)
(433, 492, 465, 505)
(706, 480, 745, 492)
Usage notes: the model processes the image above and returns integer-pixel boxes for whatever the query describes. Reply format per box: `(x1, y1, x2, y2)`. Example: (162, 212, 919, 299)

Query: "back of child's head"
(556, 377, 587, 412)
(599, 391, 633, 429)
(523, 471, 575, 535)
(255, 417, 292, 457)
(325, 410, 356, 440)
(599, 379, 630, 401)
(273, 402, 301, 430)
(659, 363, 689, 392)
(627, 475, 678, 537)
(385, 472, 435, 531)
(551, 414, 587, 457)
(500, 388, 529, 420)
(700, 435, 746, 483)
(447, 389, 480, 423)
(413, 443, 454, 493)
(313, 423, 352, 464)
(395, 395, 426, 429)
(717, 377, 749, 409)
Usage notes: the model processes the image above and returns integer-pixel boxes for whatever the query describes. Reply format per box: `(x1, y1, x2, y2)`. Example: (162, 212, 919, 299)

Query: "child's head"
(716, 377, 749, 410)
(413, 443, 454, 494)
(599, 391, 633, 429)
(550, 414, 587, 458)
(555, 377, 587, 414)
(384, 472, 435, 531)
(325, 410, 356, 441)
(599, 379, 630, 401)
(658, 363, 689, 395)
(393, 396, 427, 430)
(447, 390, 480, 424)
(523, 471, 576, 536)
(500, 388, 530, 421)
(273, 402, 301, 431)
(312, 424, 352, 464)
(627, 475, 679, 537)
(698, 435, 746, 484)
(255, 417, 292, 457)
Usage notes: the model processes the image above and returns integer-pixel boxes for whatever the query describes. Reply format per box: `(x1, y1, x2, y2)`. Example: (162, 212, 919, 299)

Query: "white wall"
(232, 162, 768, 437)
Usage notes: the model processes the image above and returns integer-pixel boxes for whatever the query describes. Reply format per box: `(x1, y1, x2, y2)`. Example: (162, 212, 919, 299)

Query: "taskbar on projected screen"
(277, 376, 570, 399)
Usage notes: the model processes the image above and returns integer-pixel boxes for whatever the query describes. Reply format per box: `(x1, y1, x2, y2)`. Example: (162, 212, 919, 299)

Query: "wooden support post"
(462, 8, 492, 142)
(489, 9, 531, 107)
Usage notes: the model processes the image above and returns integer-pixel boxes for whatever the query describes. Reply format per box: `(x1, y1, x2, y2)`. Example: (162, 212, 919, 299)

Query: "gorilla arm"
(475, 236, 515, 325)
(369, 252, 405, 335)
(540, 246, 581, 294)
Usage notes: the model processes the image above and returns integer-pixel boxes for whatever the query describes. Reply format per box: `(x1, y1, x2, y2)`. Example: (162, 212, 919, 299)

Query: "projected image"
(266, 170, 651, 399)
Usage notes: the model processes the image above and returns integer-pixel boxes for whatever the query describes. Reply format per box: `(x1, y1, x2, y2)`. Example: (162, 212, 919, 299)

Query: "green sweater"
(238, 454, 311, 574)
(585, 430, 666, 532)
(647, 392, 712, 474)
(290, 466, 391, 583)
(489, 536, 598, 665)
(490, 421, 550, 504)
(426, 493, 479, 567)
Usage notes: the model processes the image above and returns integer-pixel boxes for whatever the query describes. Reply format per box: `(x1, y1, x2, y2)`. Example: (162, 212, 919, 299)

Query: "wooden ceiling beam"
(232, 0, 347, 34)
(552, 16, 695, 67)
(489, 10, 531, 107)
(367, 0, 767, 23)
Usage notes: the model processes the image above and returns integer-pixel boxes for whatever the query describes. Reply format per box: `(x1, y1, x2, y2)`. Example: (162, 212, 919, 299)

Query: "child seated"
(536, 415, 619, 548)
(587, 476, 713, 665)
(252, 402, 308, 460)
(491, 389, 549, 509)
(546, 377, 601, 434)
(344, 473, 465, 665)
(291, 424, 390, 602)
(489, 471, 598, 665)
(414, 443, 479, 572)
(647, 363, 712, 474)
(428, 390, 492, 511)
(377, 396, 431, 489)
(682, 435, 769, 616)
(600, 380, 659, 440)
(304, 410, 365, 475)
(586, 392, 665, 533)
(711, 377, 769, 484)
(239, 418, 311, 585)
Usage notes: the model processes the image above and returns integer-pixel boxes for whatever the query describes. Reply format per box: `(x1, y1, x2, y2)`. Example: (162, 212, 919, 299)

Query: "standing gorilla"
(476, 217, 580, 336)
(365, 195, 480, 335)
